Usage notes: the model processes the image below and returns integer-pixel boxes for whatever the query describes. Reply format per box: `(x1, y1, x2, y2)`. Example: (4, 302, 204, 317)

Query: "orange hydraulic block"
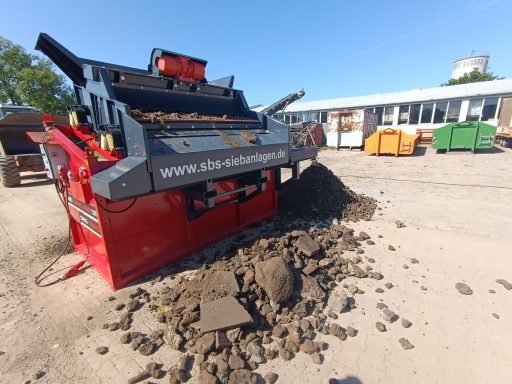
(364, 128, 420, 157)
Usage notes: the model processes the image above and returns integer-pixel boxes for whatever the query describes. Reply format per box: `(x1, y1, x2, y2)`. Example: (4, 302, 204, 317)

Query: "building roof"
(255, 79, 512, 113)
(453, 55, 489, 63)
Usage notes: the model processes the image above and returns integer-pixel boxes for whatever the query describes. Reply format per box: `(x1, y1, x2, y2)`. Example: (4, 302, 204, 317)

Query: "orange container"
(364, 128, 420, 156)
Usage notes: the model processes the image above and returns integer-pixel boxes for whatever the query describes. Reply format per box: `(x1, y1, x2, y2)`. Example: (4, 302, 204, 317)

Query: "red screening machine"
(31, 33, 316, 289)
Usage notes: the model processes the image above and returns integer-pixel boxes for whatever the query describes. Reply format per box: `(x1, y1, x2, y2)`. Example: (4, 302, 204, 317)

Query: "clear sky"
(1, 0, 510, 106)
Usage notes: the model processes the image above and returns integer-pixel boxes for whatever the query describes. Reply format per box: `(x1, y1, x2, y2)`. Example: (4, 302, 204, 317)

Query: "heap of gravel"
(279, 161, 377, 222)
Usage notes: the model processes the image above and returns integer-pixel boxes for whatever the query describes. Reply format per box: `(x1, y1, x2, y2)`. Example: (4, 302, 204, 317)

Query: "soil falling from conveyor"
(279, 161, 377, 222)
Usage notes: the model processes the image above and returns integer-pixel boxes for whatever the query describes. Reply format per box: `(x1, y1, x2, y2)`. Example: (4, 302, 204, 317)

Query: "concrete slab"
(199, 296, 253, 333)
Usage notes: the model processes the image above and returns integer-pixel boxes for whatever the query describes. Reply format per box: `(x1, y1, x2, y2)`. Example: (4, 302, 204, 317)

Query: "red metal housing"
(35, 119, 278, 290)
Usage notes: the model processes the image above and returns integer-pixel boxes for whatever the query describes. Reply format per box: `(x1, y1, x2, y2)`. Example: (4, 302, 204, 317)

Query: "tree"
(0, 36, 74, 113)
(442, 67, 504, 86)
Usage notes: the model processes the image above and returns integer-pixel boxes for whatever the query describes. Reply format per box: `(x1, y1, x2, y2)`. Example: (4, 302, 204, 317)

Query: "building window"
(374, 107, 383, 125)
(383, 106, 394, 125)
(420, 103, 434, 124)
(467, 98, 483, 121)
(446, 100, 461, 122)
(291, 114, 298, 124)
(481, 97, 498, 121)
(409, 104, 421, 124)
(433, 101, 448, 124)
(320, 111, 327, 123)
(398, 105, 409, 125)
(305, 111, 318, 122)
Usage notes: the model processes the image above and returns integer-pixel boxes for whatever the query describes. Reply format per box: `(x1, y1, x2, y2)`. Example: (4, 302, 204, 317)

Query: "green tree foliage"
(0, 36, 74, 113)
(442, 67, 503, 86)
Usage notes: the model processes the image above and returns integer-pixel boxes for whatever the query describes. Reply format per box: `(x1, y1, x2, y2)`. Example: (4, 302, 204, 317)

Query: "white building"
(256, 79, 512, 135)
(452, 55, 489, 79)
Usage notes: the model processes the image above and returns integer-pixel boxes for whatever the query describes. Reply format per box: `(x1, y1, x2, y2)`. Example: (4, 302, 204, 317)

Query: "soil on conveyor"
(131, 109, 258, 124)
(279, 161, 377, 222)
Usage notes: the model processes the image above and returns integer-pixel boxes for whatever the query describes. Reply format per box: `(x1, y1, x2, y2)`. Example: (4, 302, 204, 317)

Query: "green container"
(432, 121, 496, 152)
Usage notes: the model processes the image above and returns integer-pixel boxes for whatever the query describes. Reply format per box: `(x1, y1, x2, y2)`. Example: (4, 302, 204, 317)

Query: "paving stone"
(199, 296, 253, 333)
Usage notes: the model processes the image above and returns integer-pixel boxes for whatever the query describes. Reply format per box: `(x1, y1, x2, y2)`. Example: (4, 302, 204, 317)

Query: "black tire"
(0, 156, 21, 188)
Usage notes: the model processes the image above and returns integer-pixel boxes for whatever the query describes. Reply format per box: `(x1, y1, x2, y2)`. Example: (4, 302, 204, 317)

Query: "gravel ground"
(0, 146, 511, 384)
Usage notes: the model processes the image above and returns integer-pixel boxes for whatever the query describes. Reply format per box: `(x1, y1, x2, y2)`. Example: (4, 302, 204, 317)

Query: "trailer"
(0, 106, 61, 187)
(31, 33, 317, 289)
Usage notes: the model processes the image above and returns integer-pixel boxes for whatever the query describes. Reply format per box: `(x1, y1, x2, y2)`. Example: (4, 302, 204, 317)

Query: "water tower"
(451, 55, 489, 79)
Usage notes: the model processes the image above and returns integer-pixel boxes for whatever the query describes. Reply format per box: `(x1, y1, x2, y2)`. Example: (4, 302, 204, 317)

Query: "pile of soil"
(112, 223, 385, 383)
(97, 162, 382, 383)
(279, 161, 377, 222)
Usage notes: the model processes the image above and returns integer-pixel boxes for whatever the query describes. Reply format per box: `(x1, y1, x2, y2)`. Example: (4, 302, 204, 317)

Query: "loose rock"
(228, 354, 245, 370)
(95, 346, 108, 355)
(329, 323, 342, 337)
(255, 257, 294, 303)
(376, 322, 386, 332)
(311, 352, 323, 364)
(138, 342, 155, 356)
(228, 369, 258, 384)
(327, 291, 349, 313)
(382, 308, 398, 323)
(455, 283, 473, 295)
(300, 339, 318, 355)
(127, 371, 150, 384)
(295, 234, 320, 257)
(348, 261, 367, 278)
(195, 333, 216, 354)
(120, 332, 131, 344)
(399, 337, 414, 350)
(32, 371, 46, 380)
(496, 279, 512, 290)
(395, 220, 406, 228)
(264, 372, 279, 384)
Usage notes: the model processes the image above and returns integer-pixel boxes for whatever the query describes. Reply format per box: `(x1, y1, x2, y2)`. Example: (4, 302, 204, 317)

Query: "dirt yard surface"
(1, 146, 512, 384)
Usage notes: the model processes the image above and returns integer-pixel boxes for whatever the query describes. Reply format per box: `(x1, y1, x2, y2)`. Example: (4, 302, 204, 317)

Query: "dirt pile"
(97, 163, 381, 383)
(279, 162, 377, 222)
(105, 222, 401, 383)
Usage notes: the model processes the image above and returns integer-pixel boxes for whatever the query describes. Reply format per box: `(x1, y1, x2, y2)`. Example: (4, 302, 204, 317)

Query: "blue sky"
(1, 0, 510, 106)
